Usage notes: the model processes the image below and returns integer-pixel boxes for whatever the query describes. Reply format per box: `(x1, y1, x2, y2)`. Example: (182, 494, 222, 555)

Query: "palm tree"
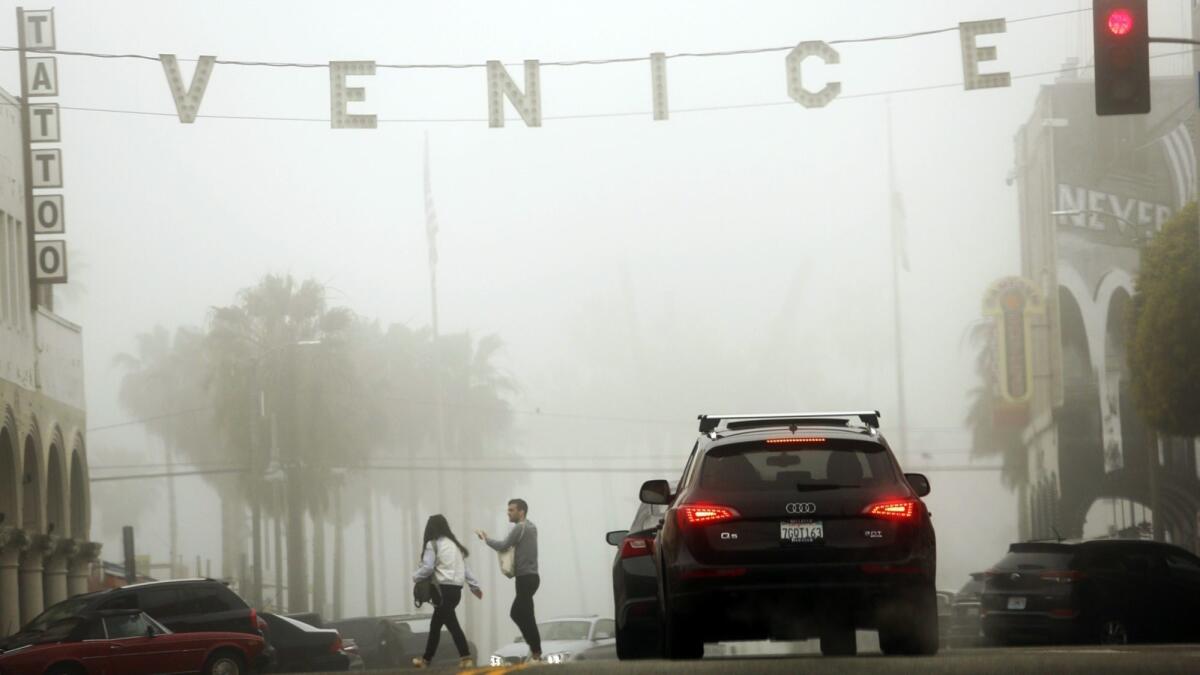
(115, 325, 222, 578)
(205, 274, 362, 613)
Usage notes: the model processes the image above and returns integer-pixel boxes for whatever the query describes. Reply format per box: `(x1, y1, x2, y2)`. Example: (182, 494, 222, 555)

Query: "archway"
(1056, 288, 1103, 538)
(20, 435, 41, 533)
(69, 444, 87, 541)
(45, 443, 64, 538)
(0, 423, 15, 528)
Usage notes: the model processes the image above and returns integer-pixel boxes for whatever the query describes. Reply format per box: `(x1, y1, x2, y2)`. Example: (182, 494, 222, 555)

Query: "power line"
(7, 47, 1196, 126)
(0, 8, 1090, 70)
(87, 406, 214, 433)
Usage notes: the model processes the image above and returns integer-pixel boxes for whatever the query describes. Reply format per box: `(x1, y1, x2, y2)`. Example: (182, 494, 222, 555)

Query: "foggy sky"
(3, 0, 1193, 651)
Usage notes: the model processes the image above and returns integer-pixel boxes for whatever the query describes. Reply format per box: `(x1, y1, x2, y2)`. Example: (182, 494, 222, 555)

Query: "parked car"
(324, 613, 477, 668)
(489, 616, 616, 666)
(981, 539, 1200, 645)
(606, 489, 671, 659)
(0, 609, 265, 675)
(2, 578, 268, 659)
(936, 590, 954, 644)
(260, 612, 350, 672)
(946, 572, 986, 647)
(645, 412, 938, 658)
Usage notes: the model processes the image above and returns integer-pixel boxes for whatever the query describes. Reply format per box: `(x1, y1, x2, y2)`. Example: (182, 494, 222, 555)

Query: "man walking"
(476, 498, 541, 661)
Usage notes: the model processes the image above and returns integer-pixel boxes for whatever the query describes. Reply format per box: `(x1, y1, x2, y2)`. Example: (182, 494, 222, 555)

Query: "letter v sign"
(160, 54, 216, 123)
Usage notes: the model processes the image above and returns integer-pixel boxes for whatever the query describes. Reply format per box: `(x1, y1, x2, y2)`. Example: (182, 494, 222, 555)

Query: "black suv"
(981, 539, 1200, 645)
(642, 411, 938, 658)
(606, 496, 670, 659)
(3, 578, 265, 651)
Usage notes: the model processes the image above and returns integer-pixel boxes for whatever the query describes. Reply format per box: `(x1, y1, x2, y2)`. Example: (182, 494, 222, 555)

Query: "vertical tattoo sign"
(18, 7, 68, 290)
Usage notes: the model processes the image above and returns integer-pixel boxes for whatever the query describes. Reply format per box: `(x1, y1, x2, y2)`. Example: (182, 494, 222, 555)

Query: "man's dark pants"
(512, 574, 542, 653)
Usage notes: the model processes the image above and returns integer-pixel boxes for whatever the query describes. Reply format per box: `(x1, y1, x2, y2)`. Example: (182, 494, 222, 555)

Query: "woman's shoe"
(411, 656, 429, 668)
(458, 655, 475, 668)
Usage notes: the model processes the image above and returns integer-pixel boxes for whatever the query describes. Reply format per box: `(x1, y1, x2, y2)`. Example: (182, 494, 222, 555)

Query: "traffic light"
(1093, 0, 1150, 115)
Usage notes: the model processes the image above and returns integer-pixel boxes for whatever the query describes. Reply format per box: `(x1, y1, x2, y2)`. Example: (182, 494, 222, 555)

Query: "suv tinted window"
(699, 440, 896, 490)
(1165, 553, 1200, 583)
(994, 549, 1074, 571)
(140, 587, 195, 617)
(191, 585, 238, 613)
(99, 593, 138, 611)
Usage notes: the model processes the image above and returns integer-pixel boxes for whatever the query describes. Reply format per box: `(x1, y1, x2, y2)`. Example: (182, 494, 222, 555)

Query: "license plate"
(1007, 596, 1026, 610)
(780, 520, 824, 543)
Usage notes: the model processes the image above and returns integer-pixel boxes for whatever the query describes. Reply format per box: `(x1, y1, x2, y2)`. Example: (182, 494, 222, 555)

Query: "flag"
(423, 133, 439, 267)
(1160, 122, 1196, 208)
(891, 190, 910, 272)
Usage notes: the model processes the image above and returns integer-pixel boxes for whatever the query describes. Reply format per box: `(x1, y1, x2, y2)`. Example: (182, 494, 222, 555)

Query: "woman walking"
(411, 514, 482, 668)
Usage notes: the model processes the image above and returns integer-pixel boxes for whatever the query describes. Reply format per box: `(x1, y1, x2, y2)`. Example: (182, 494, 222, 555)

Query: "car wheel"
(203, 650, 246, 675)
(1097, 617, 1130, 645)
(616, 624, 658, 660)
(46, 665, 86, 675)
(819, 628, 857, 656)
(878, 587, 939, 656)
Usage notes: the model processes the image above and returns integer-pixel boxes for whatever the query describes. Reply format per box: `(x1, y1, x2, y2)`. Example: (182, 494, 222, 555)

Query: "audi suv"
(642, 411, 938, 658)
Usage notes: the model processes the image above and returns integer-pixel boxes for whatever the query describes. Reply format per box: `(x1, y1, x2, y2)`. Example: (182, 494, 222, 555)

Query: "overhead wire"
(0, 7, 1091, 70)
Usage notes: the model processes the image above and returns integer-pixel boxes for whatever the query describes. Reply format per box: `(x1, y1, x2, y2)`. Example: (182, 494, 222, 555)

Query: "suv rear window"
(995, 546, 1075, 571)
(699, 439, 897, 490)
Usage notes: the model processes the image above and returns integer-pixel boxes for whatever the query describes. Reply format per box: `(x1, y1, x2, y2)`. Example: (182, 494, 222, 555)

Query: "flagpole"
(886, 97, 910, 464)
(424, 134, 448, 513)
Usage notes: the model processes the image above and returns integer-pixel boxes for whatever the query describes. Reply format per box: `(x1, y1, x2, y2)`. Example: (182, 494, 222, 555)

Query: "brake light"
(1039, 570, 1086, 583)
(620, 536, 654, 559)
(676, 504, 740, 527)
(249, 608, 259, 633)
(765, 437, 826, 445)
(863, 499, 919, 520)
(1049, 608, 1080, 619)
(330, 633, 344, 654)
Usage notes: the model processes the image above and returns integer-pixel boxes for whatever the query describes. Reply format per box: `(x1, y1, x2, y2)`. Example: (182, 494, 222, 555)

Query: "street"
(289, 644, 1200, 674)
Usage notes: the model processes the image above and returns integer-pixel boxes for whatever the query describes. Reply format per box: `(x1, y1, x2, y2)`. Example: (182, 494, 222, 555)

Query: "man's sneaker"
(411, 656, 429, 668)
(458, 655, 475, 668)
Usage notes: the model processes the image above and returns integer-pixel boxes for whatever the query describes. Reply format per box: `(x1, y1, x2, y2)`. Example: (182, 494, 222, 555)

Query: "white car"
(489, 616, 616, 665)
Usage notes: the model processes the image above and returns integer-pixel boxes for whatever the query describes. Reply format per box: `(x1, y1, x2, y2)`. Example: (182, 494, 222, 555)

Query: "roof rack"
(697, 411, 881, 434)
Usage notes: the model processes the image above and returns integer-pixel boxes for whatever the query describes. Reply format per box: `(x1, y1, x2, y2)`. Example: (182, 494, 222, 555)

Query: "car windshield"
(537, 621, 591, 641)
(24, 596, 94, 632)
(29, 618, 82, 644)
(700, 440, 896, 490)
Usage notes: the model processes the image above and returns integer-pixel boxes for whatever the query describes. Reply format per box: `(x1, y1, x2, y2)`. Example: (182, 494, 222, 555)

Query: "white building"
(0, 85, 95, 637)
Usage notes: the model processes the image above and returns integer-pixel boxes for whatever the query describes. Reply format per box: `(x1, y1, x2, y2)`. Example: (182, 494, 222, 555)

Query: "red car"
(0, 609, 265, 675)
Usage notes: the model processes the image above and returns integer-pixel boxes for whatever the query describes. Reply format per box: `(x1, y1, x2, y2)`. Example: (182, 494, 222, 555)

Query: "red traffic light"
(1107, 8, 1134, 35)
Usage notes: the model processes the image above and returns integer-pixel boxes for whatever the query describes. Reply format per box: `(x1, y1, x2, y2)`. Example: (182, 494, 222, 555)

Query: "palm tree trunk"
(333, 481, 344, 620)
(286, 472, 309, 612)
(312, 499, 326, 618)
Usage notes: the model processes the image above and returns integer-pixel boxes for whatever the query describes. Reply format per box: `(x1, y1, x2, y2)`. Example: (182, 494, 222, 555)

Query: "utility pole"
(886, 97, 911, 463)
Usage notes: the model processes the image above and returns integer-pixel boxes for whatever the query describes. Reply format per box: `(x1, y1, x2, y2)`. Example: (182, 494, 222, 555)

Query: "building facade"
(1013, 72, 1200, 548)
(0, 85, 96, 637)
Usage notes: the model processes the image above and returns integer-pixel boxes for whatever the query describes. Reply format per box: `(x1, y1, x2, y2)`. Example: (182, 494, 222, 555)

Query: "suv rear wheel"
(661, 581, 703, 660)
(819, 628, 857, 656)
(878, 587, 939, 656)
(616, 624, 659, 660)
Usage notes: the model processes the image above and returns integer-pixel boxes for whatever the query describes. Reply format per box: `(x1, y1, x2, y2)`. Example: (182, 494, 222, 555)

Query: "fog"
(5, 0, 1194, 656)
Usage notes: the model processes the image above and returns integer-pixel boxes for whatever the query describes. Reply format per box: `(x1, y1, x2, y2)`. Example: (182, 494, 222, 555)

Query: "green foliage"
(1128, 202, 1200, 436)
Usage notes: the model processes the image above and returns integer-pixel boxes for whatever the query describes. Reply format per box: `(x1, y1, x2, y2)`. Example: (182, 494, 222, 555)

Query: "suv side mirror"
(639, 480, 671, 505)
(605, 530, 629, 546)
(905, 473, 931, 497)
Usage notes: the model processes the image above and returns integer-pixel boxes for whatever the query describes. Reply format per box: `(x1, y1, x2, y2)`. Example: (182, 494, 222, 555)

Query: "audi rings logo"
(785, 502, 817, 515)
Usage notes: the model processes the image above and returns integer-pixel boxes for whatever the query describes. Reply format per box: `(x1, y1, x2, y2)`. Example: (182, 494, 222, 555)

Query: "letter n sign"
(34, 239, 67, 283)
